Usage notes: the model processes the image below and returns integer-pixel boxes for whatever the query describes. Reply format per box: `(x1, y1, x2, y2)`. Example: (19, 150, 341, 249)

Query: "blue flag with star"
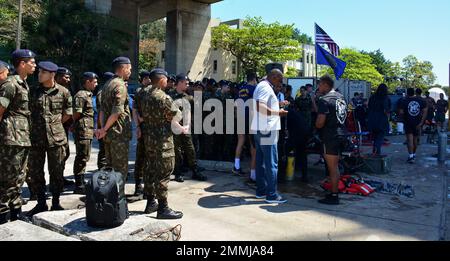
(315, 43, 347, 80)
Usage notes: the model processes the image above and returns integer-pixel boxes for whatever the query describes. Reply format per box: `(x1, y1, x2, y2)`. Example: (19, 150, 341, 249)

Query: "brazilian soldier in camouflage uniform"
(0, 61, 10, 82)
(131, 70, 151, 198)
(137, 68, 183, 219)
(56, 67, 76, 188)
(27, 61, 73, 217)
(216, 80, 236, 162)
(171, 74, 207, 183)
(95, 72, 114, 170)
(72, 72, 98, 194)
(0, 50, 36, 224)
(201, 78, 218, 160)
(96, 57, 132, 182)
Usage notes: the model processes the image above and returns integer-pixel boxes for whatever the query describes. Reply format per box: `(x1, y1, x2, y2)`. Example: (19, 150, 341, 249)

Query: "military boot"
(0, 212, 10, 224)
(63, 178, 75, 187)
(192, 168, 207, 181)
(10, 207, 30, 223)
(156, 201, 183, 220)
(50, 195, 64, 211)
(73, 175, 86, 195)
(134, 178, 144, 197)
(144, 197, 159, 214)
(27, 194, 49, 217)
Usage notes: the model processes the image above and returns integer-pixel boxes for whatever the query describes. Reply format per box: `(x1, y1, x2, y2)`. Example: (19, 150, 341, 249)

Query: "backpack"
(321, 175, 375, 197)
(86, 168, 129, 228)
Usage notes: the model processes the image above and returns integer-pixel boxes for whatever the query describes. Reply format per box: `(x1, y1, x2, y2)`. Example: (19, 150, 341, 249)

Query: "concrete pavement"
(12, 133, 450, 241)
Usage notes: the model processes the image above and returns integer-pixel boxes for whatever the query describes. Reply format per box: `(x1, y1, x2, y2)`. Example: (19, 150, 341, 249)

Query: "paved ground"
(15, 132, 450, 241)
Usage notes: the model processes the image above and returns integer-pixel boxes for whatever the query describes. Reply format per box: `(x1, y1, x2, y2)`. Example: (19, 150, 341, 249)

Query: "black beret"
(11, 49, 36, 60)
(149, 68, 168, 78)
(193, 81, 203, 87)
(103, 72, 115, 80)
(139, 70, 151, 79)
(112, 56, 131, 66)
(0, 60, 11, 71)
(57, 67, 72, 76)
(83, 72, 98, 79)
(218, 80, 229, 87)
(176, 73, 188, 83)
(168, 74, 176, 82)
(38, 61, 58, 73)
(208, 78, 217, 86)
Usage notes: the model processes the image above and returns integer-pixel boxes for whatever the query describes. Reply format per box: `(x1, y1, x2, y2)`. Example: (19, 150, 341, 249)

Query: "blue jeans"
(254, 131, 279, 199)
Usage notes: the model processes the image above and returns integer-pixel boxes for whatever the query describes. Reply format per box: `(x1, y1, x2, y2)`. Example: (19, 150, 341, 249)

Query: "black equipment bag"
(85, 168, 128, 228)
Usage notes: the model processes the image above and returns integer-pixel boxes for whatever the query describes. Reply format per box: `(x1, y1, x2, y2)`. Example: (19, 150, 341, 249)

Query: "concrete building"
(284, 44, 316, 77)
(84, 0, 222, 79)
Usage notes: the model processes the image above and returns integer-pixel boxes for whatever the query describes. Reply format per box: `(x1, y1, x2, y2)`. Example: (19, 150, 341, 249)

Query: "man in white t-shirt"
(251, 69, 288, 204)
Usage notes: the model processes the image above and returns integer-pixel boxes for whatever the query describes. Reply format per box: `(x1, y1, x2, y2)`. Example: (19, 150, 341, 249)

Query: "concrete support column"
(165, 0, 212, 78)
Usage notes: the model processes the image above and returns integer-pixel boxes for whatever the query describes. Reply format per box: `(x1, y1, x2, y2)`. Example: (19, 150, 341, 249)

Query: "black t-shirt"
(317, 90, 347, 139)
(402, 96, 427, 126)
(436, 99, 448, 114)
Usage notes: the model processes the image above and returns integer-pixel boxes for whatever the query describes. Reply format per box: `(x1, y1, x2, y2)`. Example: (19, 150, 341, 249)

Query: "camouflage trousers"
(27, 146, 65, 196)
(143, 138, 175, 202)
(73, 138, 92, 177)
(174, 134, 197, 175)
(0, 146, 29, 214)
(63, 130, 70, 170)
(134, 137, 146, 181)
(104, 140, 129, 182)
(97, 139, 107, 170)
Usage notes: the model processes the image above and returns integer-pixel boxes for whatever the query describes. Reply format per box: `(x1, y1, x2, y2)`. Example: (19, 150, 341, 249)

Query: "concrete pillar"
(165, 0, 212, 78)
(109, 1, 140, 80)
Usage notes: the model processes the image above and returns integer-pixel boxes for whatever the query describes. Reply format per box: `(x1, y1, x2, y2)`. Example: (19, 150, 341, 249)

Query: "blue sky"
(212, 0, 450, 85)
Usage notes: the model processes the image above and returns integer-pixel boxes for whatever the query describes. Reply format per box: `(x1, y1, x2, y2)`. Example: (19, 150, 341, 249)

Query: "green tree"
(285, 66, 299, 78)
(23, 0, 131, 86)
(292, 28, 313, 45)
(212, 16, 302, 77)
(361, 49, 392, 77)
(401, 55, 436, 89)
(325, 48, 383, 88)
(0, 0, 43, 59)
(140, 19, 166, 42)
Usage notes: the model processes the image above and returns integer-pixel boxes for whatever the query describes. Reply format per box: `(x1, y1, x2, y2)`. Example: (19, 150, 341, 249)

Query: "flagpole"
(314, 23, 318, 87)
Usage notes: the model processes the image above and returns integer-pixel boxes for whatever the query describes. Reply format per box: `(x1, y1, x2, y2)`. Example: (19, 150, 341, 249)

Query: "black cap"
(57, 67, 72, 76)
(83, 72, 98, 79)
(139, 70, 151, 79)
(103, 72, 115, 80)
(11, 49, 36, 61)
(112, 57, 131, 66)
(175, 73, 189, 83)
(149, 68, 168, 79)
(38, 61, 58, 72)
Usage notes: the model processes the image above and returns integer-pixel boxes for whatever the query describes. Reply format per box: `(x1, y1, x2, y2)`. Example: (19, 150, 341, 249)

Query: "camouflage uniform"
(73, 87, 94, 178)
(95, 89, 107, 169)
(216, 91, 236, 162)
(171, 91, 198, 176)
(133, 86, 148, 183)
(0, 75, 31, 215)
(201, 90, 216, 160)
(100, 76, 132, 181)
(28, 83, 72, 197)
(138, 86, 178, 203)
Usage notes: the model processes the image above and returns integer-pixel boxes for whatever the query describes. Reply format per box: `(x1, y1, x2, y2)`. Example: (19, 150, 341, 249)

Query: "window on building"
(310, 54, 314, 65)
(306, 54, 310, 64)
(232, 61, 237, 74)
(213, 60, 218, 73)
(162, 51, 165, 61)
